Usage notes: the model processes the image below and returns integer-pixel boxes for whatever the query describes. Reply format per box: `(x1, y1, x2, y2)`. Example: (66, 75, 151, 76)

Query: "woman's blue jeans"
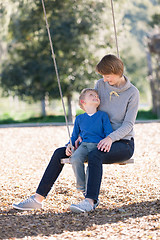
(36, 138, 134, 201)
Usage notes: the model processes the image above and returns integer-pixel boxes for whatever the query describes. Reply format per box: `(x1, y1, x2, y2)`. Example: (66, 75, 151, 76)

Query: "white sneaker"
(12, 195, 42, 210)
(70, 199, 94, 213)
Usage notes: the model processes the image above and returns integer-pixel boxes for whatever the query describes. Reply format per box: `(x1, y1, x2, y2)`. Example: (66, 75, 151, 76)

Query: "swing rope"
(41, 0, 134, 165)
(41, 0, 120, 150)
(41, 0, 74, 150)
(110, 0, 120, 58)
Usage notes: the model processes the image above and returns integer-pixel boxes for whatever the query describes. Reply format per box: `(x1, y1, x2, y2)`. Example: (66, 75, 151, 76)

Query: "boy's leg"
(86, 142, 98, 152)
(70, 143, 88, 192)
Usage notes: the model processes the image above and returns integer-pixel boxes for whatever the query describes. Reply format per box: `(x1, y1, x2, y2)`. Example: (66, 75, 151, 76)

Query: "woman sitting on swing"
(13, 54, 139, 213)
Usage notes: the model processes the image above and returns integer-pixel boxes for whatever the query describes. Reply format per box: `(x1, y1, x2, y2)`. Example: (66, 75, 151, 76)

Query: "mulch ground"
(0, 123, 160, 240)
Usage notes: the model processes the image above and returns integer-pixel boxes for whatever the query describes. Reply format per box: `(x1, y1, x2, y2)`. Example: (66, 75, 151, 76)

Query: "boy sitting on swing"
(66, 88, 113, 195)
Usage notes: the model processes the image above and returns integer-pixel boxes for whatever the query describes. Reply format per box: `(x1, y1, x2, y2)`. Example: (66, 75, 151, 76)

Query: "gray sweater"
(95, 76, 139, 142)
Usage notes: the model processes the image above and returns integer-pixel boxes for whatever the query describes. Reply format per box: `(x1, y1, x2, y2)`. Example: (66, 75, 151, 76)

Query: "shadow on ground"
(0, 199, 159, 239)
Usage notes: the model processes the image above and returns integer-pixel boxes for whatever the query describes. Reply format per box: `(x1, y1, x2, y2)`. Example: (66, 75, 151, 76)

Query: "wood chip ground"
(0, 123, 160, 240)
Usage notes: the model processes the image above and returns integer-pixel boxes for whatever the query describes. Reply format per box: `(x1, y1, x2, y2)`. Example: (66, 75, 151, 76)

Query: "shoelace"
(78, 199, 93, 210)
(22, 197, 34, 204)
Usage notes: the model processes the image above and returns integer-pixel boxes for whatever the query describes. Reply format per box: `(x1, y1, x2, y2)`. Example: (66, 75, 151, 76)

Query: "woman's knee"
(49, 147, 66, 166)
(53, 147, 66, 158)
(88, 149, 102, 165)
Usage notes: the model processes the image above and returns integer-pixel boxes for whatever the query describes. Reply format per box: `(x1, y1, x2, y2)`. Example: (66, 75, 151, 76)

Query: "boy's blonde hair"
(96, 54, 124, 77)
(79, 88, 98, 110)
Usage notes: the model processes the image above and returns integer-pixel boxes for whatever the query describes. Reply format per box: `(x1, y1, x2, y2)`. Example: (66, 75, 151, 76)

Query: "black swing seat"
(61, 158, 134, 165)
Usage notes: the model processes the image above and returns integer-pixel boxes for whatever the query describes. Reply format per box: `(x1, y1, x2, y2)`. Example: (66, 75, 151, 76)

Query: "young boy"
(66, 88, 113, 194)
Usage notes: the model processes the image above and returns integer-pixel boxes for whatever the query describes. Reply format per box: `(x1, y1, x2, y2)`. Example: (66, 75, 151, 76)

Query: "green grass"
(136, 109, 158, 120)
(0, 109, 158, 125)
(0, 114, 65, 124)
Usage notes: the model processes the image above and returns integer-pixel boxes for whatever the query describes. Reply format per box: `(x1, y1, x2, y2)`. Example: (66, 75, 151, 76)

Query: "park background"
(0, 0, 160, 124)
(0, 1, 160, 240)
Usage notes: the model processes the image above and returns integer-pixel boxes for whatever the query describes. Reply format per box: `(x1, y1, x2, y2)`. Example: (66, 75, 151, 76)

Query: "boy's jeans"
(70, 142, 97, 192)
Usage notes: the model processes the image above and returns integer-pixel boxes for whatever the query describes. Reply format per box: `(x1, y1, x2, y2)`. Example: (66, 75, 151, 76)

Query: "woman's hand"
(75, 136, 82, 149)
(97, 136, 112, 152)
(66, 144, 75, 156)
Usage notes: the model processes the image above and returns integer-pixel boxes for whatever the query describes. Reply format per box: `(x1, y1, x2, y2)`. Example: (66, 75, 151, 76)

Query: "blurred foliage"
(0, 0, 159, 113)
(149, 13, 160, 27)
(121, 0, 159, 97)
(0, 0, 107, 102)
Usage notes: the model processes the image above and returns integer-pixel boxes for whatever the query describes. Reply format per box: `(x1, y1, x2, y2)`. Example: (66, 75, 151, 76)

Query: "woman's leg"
(69, 139, 134, 212)
(13, 147, 68, 210)
(86, 139, 134, 201)
(36, 147, 67, 197)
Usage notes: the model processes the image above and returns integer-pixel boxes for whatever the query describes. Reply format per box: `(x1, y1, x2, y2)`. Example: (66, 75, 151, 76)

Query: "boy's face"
(83, 91, 100, 108)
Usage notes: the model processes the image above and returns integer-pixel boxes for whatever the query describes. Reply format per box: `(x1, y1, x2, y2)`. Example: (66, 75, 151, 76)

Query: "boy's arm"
(96, 113, 113, 153)
(65, 117, 81, 156)
(103, 113, 113, 137)
(66, 144, 74, 156)
(69, 116, 81, 146)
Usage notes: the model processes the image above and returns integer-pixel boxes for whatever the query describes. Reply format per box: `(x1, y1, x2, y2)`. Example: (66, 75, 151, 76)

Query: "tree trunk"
(146, 50, 158, 114)
(147, 33, 160, 118)
(41, 98, 46, 117)
(149, 76, 157, 114)
(67, 94, 73, 123)
(155, 56, 160, 117)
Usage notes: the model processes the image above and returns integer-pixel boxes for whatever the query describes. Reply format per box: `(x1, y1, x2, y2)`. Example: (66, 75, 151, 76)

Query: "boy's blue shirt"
(70, 110, 113, 146)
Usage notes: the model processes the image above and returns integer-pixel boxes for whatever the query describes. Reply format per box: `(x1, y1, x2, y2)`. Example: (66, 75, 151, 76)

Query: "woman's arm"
(108, 89, 139, 142)
(97, 88, 139, 152)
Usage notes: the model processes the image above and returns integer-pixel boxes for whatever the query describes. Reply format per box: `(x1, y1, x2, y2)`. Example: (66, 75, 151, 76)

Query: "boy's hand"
(75, 136, 82, 149)
(66, 144, 74, 156)
(97, 136, 112, 152)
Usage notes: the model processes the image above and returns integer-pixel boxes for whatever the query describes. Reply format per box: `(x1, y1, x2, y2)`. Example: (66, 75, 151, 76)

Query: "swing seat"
(61, 158, 134, 165)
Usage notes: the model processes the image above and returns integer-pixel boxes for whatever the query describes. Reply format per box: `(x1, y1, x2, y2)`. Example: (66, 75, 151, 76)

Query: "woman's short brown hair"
(96, 54, 124, 77)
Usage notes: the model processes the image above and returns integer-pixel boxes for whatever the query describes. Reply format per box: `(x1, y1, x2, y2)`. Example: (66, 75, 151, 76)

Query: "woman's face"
(102, 74, 121, 87)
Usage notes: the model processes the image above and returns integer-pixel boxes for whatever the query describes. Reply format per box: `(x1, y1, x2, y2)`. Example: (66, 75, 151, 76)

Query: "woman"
(70, 54, 139, 212)
(13, 54, 139, 212)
